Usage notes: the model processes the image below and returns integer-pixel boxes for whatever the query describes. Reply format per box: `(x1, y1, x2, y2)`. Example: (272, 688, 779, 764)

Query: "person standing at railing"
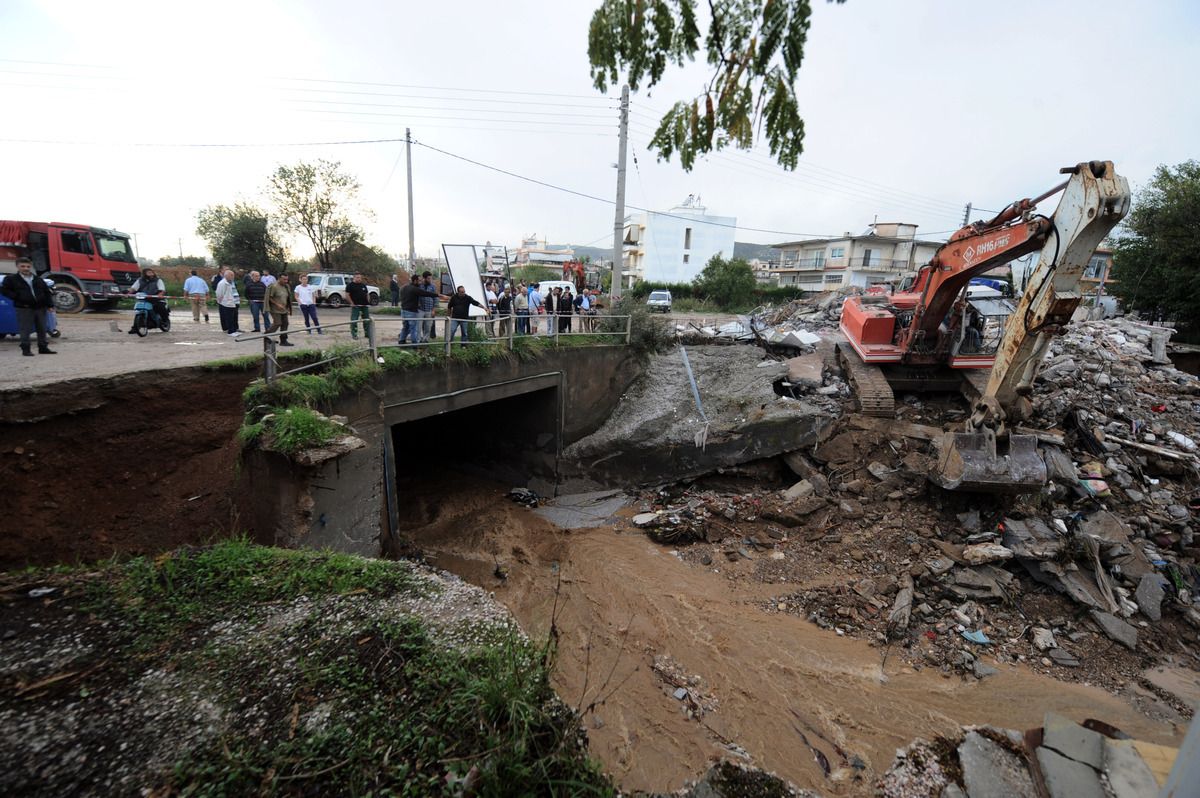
(418, 271, 439, 342)
(446, 285, 484, 349)
(514, 284, 529, 334)
(293, 273, 322, 334)
(528, 283, 543, 335)
(215, 269, 241, 336)
(244, 272, 268, 333)
(265, 272, 294, 347)
(0, 256, 56, 356)
(484, 282, 498, 337)
(559, 288, 574, 333)
(347, 272, 371, 341)
(496, 285, 513, 337)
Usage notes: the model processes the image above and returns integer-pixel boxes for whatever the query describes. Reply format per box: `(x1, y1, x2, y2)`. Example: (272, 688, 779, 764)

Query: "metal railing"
(239, 311, 632, 384)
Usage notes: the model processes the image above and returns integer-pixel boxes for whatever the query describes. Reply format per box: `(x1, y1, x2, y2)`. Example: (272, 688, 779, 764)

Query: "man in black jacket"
(347, 272, 372, 340)
(446, 285, 485, 348)
(398, 274, 437, 345)
(0, 257, 57, 356)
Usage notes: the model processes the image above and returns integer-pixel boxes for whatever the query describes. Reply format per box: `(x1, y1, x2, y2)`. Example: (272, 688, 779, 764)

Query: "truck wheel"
(327, 293, 344, 308)
(52, 283, 86, 314)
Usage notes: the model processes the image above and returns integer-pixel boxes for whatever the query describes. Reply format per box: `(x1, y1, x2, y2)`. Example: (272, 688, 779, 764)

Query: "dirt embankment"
(0, 367, 252, 570)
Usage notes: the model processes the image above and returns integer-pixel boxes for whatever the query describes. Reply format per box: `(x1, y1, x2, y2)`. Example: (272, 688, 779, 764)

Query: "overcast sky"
(2, 0, 1196, 264)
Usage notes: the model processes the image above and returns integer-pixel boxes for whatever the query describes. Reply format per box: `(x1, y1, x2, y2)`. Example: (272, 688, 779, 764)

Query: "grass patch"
(267, 406, 344, 455)
(202, 355, 262, 372)
(65, 541, 612, 795)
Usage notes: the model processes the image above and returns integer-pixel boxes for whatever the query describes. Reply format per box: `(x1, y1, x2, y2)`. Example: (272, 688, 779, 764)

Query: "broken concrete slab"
(1042, 712, 1104, 770)
(784, 353, 824, 388)
(1036, 747, 1106, 798)
(958, 731, 1035, 797)
(1091, 611, 1139, 651)
(1000, 517, 1065, 560)
(1103, 738, 1161, 798)
(1135, 574, 1165, 622)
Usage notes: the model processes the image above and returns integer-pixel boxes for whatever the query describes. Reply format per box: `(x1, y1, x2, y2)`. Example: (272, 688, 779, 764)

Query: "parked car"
(646, 290, 672, 313)
(305, 273, 380, 307)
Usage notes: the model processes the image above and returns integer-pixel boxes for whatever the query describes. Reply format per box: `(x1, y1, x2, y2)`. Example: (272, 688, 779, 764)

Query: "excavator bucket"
(929, 430, 1046, 493)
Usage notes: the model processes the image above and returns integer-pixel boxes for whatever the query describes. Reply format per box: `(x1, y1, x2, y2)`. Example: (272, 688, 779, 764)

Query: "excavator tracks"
(837, 343, 894, 417)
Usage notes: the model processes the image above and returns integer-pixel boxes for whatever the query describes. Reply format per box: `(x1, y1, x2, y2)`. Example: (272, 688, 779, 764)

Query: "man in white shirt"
(293, 273, 322, 334)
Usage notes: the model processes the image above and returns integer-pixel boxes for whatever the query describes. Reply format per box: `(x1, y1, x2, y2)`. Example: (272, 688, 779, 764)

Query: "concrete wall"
(242, 346, 642, 558)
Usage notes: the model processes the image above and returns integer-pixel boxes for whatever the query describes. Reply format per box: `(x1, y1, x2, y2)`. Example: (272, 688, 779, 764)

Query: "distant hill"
(733, 242, 780, 263)
(565, 242, 779, 264)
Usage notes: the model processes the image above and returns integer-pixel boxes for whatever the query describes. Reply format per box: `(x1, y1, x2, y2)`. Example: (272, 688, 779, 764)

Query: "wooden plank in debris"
(849, 416, 942, 442)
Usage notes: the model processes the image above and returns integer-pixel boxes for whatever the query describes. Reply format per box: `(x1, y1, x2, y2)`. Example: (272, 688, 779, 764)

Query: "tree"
(265, 159, 374, 272)
(1109, 160, 1200, 327)
(693, 253, 756, 309)
(158, 255, 208, 269)
(196, 202, 288, 273)
(588, 0, 844, 171)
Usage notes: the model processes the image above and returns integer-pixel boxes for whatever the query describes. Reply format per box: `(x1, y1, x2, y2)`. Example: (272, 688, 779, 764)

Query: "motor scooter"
(132, 293, 171, 336)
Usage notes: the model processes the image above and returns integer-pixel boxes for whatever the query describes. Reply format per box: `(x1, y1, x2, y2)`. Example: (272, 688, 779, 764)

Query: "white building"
(621, 196, 736, 287)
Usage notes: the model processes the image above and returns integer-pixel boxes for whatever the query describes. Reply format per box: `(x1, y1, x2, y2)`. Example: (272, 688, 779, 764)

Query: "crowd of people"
(4, 264, 607, 356)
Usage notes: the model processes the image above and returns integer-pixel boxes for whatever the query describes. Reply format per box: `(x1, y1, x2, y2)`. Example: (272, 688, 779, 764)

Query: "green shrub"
(268, 407, 343, 455)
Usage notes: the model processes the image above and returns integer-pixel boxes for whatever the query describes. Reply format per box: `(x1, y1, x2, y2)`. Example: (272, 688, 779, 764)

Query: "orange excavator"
(563, 260, 586, 293)
(838, 161, 1131, 491)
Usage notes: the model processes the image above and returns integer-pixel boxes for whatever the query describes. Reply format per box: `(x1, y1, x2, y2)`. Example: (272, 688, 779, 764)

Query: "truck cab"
(1, 221, 139, 312)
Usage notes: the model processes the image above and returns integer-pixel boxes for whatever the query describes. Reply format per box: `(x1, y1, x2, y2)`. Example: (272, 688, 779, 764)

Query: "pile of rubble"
(632, 315, 1200, 696)
(878, 713, 1179, 798)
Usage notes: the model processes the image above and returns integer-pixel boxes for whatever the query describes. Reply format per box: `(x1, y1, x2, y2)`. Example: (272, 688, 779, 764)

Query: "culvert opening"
(389, 385, 559, 492)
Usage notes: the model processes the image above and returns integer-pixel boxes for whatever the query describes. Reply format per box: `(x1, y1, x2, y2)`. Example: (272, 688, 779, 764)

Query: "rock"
(783, 479, 815, 502)
(1135, 574, 1165, 622)
(962, 543, 1013, 565)
(838, 498, 864, 518)
(956, 509, 981, 533)
(1032, 627, 1057, 651)
(972, 661, 1001, 679)
(632, 512, 660, 527)
(1048, 648, 1081, 668)
(958, 730, 1035, 796)
(1091, 610, 1139, 650)
(867, 461, 891, 480)
(888, 574, 914, 631)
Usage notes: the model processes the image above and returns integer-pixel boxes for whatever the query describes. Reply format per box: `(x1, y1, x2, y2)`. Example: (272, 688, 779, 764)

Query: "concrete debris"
(880, 715, 1177, 798)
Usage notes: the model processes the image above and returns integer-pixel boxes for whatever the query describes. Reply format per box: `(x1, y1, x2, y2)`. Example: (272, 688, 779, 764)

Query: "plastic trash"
(961, 629, 991, 644)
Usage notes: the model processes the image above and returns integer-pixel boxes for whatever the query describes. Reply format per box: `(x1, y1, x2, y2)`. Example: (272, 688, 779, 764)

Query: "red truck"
(0, 220, 140, 312)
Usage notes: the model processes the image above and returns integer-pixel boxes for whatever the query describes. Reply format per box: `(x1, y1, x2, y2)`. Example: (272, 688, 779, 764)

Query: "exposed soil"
(0, 367, 253, 570)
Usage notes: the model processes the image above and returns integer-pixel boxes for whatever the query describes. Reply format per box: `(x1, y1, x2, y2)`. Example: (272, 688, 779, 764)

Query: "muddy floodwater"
(399, 473, 1182, 795)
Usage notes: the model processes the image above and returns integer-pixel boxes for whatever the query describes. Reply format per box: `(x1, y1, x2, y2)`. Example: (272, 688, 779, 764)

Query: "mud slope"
(1, 368, 253, 569)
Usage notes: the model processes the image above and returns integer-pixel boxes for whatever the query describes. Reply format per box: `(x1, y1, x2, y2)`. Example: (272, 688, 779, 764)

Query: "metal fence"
(239, 311, 632, 384)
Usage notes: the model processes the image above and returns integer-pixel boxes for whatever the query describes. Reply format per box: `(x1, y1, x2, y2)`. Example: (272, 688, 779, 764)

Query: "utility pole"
(611, 84, 629, 300)
(962, 203, 972, 227)
(406, 128, 416, 273)
(178, 238, 184, 260)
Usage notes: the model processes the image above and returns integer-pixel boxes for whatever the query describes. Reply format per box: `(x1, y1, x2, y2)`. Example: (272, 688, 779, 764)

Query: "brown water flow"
(399, 476, 1183, 795)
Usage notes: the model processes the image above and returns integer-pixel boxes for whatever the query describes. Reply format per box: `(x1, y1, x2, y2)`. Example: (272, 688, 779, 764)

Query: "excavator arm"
(931, 161, 1131, 492)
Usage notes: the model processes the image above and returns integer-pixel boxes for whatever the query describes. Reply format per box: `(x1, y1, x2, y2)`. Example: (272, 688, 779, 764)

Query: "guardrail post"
(264, 337, 278, 383)
(508, 310, 514, 351)
(443, 312, 451, 356)
(625, 313, 632, 344)
(367, 317, 377, 359)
